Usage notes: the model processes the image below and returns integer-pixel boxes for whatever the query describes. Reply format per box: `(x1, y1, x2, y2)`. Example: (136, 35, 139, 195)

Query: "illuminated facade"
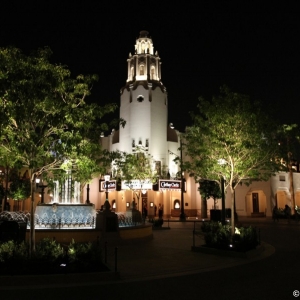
(5, 31, 300, 219)
(88, 31, 200, 218)
(85, 31, 300, 219)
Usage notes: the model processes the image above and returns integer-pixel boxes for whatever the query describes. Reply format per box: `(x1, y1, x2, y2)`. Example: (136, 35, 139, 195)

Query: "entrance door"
(252, 193, 259, 213)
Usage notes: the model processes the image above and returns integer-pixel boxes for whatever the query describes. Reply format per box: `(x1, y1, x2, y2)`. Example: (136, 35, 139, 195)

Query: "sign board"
(99, 180, 117, 192)
(121, 179, 153, 190)
(159, 180, 182, 192)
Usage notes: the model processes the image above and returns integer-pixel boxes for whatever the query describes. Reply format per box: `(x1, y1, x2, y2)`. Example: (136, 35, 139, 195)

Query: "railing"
(34, 215, 95, 229)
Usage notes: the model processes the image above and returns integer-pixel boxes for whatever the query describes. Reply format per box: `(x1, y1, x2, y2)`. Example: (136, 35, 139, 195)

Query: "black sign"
(159, 180, 181, 191)
(99, 180, 117, 192)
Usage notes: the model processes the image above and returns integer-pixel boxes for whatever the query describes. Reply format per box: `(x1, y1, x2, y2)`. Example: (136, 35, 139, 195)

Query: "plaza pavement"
(0, 216, 275, 288)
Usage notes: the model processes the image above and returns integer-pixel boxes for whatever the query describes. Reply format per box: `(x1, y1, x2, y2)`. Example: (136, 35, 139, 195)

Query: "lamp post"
(103, 174, 111, 210)
(86, 184, 90, 204)
(179, 138, 186, 221)
(39, 184, 48, 204)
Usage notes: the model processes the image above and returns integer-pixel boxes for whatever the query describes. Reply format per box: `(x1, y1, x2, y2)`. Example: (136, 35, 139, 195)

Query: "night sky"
(1, 2, 300, 132)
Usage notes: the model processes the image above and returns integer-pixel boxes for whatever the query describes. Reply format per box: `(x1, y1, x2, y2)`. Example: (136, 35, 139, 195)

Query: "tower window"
(150, 66, 155, 80)
(139, 65, 144, 75)
(279, 175, 285, 181)
(137, 95, 144, 102)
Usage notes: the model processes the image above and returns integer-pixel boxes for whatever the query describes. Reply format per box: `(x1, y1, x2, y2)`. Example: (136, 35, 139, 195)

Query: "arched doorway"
(246, 189, 267, 217)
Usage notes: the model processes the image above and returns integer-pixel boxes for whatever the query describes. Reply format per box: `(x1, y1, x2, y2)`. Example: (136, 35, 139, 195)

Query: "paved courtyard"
(0, 217, 299, 299)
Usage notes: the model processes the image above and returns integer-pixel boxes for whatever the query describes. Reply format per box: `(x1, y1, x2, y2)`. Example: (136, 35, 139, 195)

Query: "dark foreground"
(0, 217, 299, 300)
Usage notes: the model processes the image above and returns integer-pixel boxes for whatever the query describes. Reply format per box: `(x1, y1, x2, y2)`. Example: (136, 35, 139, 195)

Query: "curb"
(191, 243, 265, 259)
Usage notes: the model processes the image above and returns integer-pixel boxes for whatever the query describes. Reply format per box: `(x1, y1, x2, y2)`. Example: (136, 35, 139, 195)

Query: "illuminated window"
(279, 175, 285, 181)
(139, 65, 144, 75)
(150, 66, 155, 79)
(174, 200, 180, 209)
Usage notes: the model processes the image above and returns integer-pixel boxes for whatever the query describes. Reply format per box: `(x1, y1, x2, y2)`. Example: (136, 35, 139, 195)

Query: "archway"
(246, 189, 267, 217)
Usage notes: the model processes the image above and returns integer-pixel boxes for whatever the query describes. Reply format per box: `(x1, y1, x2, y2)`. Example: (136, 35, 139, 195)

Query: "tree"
(184, 86, 280, 235)
(277, 124, 300, 215)
(0, 46, 119, 253)
(199, 180, 222, 218)
(0, 145, 23, 211)
(9, 171, 31, 210)
(113, 146, 157, 211)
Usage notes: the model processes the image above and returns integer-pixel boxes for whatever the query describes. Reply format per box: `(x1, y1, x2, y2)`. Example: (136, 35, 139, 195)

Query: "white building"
(87, 31, 200, 218)
(85, 31, 300, 219)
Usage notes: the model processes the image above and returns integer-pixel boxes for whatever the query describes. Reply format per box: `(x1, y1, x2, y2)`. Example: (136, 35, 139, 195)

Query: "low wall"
(26, 224, 153, 244)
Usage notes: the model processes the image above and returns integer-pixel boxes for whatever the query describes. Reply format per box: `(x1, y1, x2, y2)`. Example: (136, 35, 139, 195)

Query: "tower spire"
(126, 30, 162, 83)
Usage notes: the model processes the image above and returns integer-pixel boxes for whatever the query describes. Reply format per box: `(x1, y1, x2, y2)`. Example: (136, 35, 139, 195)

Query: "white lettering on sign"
(121, 180, 152, 190)
(159, 180, 182, 191)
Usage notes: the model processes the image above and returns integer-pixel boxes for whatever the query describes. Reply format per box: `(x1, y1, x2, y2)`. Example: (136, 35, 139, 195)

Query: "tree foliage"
(9, 175, 31, 201)
(184, 86, 280, 233)
(0, 46, 121, 252)
(199, 180, 222, 210)
(113, 147, 157, 210)
(276, 124, 300, 214)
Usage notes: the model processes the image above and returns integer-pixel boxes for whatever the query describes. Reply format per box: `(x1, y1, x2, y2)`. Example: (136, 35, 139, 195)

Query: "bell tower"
(118, 31, 168, 166)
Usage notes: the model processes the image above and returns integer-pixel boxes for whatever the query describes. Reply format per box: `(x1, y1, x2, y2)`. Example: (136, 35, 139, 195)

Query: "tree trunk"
(201, 198, 207, 218)
(289, 163, 295, 215)
(230, 187, 235, 236)
(29, 171, 36, 256)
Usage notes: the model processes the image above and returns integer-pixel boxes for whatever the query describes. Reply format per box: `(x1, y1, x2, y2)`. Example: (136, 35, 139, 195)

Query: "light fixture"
(169, 123, 174, 129)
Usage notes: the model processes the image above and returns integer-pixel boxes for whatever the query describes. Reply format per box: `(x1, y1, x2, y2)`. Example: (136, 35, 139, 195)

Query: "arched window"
(112, 199, 116, 211)
(150, 66, 155, 79)
(174, 199, 180, 209)
(139, 65, 144, 75)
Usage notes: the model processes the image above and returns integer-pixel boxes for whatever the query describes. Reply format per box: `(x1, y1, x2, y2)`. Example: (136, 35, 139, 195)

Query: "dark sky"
(1, 1, 300, 132)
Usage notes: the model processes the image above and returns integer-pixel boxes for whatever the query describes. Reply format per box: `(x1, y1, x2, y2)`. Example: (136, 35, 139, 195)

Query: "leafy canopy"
(0, 46, 119, 184)
(184, 86, 280, 191)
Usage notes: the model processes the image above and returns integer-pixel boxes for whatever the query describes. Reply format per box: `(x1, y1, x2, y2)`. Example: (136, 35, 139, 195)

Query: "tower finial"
(139, 30, 149, 38)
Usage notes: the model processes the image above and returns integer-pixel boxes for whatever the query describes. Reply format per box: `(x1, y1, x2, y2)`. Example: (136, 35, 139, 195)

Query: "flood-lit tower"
(112, 30, 169, 171)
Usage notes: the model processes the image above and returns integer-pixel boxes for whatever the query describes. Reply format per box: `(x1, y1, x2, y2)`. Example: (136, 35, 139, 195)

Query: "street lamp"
(218, 159, 226, 224)
(103, 174, 111, 210)
(39, 183, 48, 204)
(179, 137, 186, 221)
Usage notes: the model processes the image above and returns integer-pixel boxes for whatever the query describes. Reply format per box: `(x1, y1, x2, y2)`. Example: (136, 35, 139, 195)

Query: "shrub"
(0, 238, 104, 275)
(35, 238, 64, 263)
(201, 221, 258, 251)
(232, 226, 258, 251)
(67, 239, 103, 271)
(201, 221, 231, 249)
